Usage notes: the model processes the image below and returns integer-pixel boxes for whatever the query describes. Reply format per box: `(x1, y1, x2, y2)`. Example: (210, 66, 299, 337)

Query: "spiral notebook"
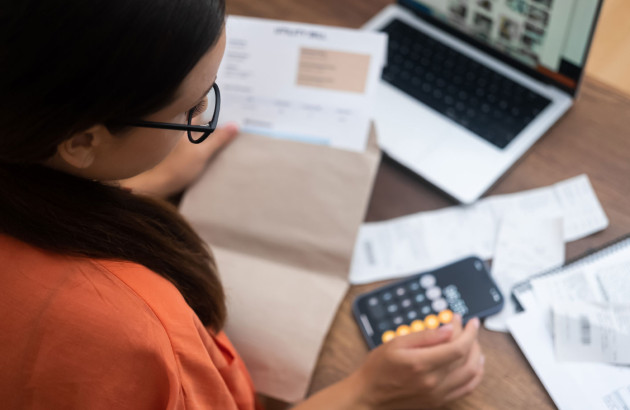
(508, 233, 630, 410)
(512, 233, 630, 311)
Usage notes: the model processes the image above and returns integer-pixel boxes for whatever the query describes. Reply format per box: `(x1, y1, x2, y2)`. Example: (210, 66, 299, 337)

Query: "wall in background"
(586, 0, 630, 96)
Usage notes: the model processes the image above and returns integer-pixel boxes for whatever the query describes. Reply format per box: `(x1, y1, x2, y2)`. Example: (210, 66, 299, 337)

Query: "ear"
(56, 125, 110, 169)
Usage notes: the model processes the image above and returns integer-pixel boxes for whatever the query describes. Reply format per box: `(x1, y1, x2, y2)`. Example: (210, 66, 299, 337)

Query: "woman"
(0, 0, 484, 409)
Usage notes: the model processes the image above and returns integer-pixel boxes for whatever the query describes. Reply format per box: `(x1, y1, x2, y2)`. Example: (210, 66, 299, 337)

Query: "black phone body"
(353, 256, 504, 349)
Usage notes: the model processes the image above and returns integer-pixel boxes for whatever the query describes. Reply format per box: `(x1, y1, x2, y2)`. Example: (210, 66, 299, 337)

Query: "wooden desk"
(227, 0, 630, 407)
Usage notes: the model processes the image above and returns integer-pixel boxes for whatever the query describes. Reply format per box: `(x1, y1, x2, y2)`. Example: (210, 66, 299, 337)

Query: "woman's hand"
(351, 315, 484, 409)
(119, 123, 238, 198)
(294, 315, 484, 410)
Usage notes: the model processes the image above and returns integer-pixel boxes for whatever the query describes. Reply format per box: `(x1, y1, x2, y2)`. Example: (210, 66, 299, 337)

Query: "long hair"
(0, 0, 227, 330)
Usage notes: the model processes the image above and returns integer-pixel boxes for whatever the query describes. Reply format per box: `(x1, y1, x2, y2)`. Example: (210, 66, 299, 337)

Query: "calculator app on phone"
(353, 256, 503, 349)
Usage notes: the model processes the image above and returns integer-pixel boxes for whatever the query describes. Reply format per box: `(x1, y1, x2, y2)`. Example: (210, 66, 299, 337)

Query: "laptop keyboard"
(380, 19, 551, 149)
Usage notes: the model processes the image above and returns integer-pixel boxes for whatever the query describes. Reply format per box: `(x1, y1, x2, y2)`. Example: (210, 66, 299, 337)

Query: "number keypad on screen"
(355, 256, 504, 349)
(364, 273, 455, 344)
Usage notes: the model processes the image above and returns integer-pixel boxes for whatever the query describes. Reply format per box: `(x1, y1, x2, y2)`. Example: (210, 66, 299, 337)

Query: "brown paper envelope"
(210, 246, 349, 401)
(179, 126, 380, 401)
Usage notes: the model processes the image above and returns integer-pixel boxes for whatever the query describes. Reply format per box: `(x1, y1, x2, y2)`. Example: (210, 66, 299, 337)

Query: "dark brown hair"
(0, 0, 227, 330)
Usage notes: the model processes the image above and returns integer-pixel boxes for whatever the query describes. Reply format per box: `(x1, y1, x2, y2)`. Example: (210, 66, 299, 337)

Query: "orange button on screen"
(396, 325, 411, 336)
(438, 309, 454, 324)
(382, 330, 396, 343)
(410, 320, 425, 332)
(424, 314, 440, 329)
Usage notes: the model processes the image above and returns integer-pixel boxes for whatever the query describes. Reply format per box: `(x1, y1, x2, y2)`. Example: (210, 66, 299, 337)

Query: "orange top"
(0, 235, 262, 410)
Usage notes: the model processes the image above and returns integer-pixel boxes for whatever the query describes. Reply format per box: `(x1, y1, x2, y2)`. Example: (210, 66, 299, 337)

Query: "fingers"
(438, 341, 484, 394)
(412, 317, 480, 370)
(448, 314, 463, 341)
(199, 123, 239, 155)
(441, 353, 485, 403)
(444, 316, 475, 373)
(391, 323, 454, 350)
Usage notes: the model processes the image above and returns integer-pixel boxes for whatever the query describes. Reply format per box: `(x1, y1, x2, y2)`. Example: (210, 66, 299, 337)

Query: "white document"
(526, 252, 630, 365)
(350, 175, 608, 284)
(484, 215, 564, 332)
(218, 15, 387, 152)
(508, 308, 630, 410)
(529, 247, 630, 313)
(597, 262, 630, 304)
(552, 302, 630, 365)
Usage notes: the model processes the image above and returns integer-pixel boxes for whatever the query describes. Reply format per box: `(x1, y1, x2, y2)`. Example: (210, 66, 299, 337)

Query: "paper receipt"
(552, 302, 630, 365)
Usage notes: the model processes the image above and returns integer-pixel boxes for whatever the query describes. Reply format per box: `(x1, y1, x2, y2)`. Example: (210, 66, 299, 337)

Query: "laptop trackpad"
(375, 83, 448, 161)
(375, 83, 501, 194)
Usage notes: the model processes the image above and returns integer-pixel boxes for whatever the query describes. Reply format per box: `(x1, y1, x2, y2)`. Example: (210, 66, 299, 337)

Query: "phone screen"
(353, 256, 503, 348)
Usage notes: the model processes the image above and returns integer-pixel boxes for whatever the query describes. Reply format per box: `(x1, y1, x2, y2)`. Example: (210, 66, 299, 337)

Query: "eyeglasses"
(123, 83, 221, 144)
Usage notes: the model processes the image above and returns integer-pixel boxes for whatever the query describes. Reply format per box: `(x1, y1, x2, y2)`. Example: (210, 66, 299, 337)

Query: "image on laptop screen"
(404, 0, 601, 92)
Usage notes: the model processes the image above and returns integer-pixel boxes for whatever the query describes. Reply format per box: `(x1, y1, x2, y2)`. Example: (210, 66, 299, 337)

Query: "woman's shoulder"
(0, 234, 193, 354)
(0, 234, 213, 376)
(0, 235, 257, 409)
(0, 234, 190, 327)
(0, 235, 187, 408)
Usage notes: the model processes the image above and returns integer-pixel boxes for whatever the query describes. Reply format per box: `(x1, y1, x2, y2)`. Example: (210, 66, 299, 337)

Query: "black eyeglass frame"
(123, 83, 221, 144)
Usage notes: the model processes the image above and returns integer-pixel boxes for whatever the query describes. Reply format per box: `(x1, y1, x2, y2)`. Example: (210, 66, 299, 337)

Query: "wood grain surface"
(223, 1, 630, 408)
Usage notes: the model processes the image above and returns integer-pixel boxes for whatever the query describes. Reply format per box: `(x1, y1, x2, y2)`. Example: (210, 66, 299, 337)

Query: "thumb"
(391, 324, 454, 349)
(201, 122, 239, 153)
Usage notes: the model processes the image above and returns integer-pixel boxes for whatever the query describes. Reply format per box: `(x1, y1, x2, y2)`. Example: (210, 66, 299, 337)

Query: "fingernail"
(471, 317, 480, 329)
(225, 122, 239, 133)
(439, 324, 453, 333)
(480, 355, 485, 367)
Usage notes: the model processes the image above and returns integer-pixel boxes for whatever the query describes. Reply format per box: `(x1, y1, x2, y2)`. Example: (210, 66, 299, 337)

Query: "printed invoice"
(217, 16, 387, 152)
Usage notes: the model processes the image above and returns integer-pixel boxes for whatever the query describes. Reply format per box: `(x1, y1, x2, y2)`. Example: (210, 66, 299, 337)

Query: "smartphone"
(353, 256, 504, 349)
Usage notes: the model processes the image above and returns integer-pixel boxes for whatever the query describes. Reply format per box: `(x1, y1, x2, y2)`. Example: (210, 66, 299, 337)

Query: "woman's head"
(1, 0, 226, 178)
(0, 0, 229, 330)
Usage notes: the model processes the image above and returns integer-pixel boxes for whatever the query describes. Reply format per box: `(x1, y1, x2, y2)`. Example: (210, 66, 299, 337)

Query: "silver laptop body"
(364, 0, 603, 203)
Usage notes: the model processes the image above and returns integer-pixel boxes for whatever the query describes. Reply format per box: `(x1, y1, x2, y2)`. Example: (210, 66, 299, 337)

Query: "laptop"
(363, 0, 603, 203)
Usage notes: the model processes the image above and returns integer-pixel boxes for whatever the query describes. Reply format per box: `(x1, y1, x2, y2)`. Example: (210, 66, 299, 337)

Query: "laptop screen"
(400, 0, 602, 93)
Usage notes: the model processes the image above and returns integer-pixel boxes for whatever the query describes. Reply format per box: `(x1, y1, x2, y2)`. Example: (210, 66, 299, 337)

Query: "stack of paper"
(528, 249, 630, 366)
(552, 302, 630, 365)
(509, 237, 630, 409)
(509, 308, 630, 410)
